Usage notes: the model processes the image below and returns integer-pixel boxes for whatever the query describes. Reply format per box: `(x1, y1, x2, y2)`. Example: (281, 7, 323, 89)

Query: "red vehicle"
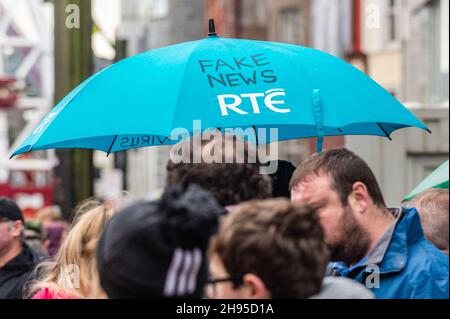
(0, 183, 54, 220)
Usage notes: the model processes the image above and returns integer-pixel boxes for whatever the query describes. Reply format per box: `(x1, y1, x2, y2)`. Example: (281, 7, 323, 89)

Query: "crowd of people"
(0, 135, 448, 299)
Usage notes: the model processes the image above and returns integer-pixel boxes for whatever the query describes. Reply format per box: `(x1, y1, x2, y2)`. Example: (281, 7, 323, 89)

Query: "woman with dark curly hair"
(165, 133, 272, 208)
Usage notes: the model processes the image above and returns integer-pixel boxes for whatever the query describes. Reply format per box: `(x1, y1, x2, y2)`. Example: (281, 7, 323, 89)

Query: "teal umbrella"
(404, 160, 449, 202)
(11, 19, 429, 158)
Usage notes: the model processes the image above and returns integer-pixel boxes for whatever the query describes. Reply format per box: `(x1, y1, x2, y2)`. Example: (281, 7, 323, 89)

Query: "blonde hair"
(407, 189, 449, 252)
(36, 206, 62, 223)
(27, 203, 115, 299)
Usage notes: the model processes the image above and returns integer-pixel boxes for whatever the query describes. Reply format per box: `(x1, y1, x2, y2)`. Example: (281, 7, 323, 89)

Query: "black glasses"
(204, 277, 242, 298)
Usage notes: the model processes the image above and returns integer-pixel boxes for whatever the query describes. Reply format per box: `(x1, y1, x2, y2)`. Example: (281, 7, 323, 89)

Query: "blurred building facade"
(0, 0, 56, 217)
(347, 0, 449, 205)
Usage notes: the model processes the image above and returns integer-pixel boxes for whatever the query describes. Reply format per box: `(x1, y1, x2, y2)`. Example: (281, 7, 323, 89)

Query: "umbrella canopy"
(403, 160, 449, 202)
(11, 21, 429, 157)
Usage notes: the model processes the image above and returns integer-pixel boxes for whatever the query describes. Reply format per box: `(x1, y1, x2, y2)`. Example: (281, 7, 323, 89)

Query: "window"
(386, 0, 400, 43)
(278, 8, 302, 44)
(151, 0, 169, 19)
(406, 155, 448, 194)
(416, 0, 449, 103)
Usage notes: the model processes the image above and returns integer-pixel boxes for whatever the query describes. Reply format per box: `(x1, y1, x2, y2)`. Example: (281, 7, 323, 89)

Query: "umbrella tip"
(208, 18, 217, 37)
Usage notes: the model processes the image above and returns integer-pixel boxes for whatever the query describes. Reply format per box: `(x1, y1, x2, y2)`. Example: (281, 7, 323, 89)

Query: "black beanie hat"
(97, 184, 224, 299)
(0, 197, 24, 222)
(269, 160, 296, 198)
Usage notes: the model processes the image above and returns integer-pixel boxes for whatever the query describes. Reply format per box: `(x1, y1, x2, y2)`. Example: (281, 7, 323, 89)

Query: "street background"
(0, 0, 448, 219)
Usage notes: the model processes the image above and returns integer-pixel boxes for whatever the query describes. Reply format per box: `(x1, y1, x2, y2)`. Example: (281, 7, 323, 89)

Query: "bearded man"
(290, 149, 448, 299)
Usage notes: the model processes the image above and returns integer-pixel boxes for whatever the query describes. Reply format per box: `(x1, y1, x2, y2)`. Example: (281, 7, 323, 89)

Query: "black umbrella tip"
(208, 18, 217, 37)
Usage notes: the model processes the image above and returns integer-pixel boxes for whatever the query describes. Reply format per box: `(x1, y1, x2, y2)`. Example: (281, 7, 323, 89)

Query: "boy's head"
(406, 188, 449, 254)
(208, 199, 329, 299)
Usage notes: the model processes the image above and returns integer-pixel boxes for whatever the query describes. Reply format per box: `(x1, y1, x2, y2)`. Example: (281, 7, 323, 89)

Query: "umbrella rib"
(377, 123, 392, 141)
(106, 134, 118, 157)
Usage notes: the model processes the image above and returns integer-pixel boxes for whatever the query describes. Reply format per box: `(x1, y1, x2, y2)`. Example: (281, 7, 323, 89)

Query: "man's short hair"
(166, 134, 271, 207)
(210, 199, 329, 298)
(407, 188, 449, 253)
(290, 148, 386, 207)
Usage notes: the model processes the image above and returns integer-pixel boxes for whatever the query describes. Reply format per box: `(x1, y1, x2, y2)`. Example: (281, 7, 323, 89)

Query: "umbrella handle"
(312, 89, 324, 153)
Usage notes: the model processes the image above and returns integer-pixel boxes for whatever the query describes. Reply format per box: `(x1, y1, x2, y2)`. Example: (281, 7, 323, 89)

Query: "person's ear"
(348, 182, 369, 214)
(290, 185, 301, 203)
(10, 220, 24, 239)
(242, 274, 271, 299)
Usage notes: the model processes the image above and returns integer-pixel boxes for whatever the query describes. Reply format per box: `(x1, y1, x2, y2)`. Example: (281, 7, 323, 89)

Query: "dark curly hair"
(210, 199, 330, 299)
(165, 134, 272, 207)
